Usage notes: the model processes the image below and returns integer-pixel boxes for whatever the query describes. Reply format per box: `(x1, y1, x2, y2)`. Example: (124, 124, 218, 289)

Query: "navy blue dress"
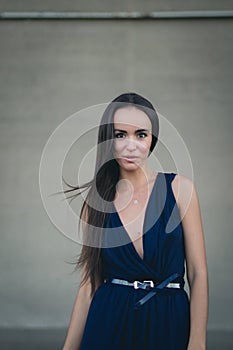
(79, 172, 190, 350)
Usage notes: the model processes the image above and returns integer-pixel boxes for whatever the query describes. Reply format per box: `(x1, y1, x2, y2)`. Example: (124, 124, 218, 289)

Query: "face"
(113, 106, 152, 170)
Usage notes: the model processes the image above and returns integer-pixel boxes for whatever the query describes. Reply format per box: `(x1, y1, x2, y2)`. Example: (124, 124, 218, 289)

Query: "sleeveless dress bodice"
(79, 172, 190, 350)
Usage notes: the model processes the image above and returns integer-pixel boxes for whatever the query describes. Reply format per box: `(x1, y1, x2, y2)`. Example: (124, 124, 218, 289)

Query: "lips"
(122, 156, 139, 162)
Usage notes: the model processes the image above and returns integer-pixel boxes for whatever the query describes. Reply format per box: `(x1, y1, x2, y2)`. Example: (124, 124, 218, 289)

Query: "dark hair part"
(63, 92, 159, 298)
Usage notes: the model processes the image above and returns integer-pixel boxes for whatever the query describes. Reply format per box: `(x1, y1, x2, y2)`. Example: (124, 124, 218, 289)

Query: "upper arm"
(173, 174, 208, 283)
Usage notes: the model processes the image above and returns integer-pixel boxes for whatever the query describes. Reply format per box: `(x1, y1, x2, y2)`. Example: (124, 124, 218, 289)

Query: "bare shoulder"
(172, 174, 207, 282)
(171, 173, 196, 213)
(172, 173, 195, 190)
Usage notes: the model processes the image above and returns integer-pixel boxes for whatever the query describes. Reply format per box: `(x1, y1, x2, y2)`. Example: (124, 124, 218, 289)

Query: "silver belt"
(110, 278, 181, 290)
(104, 273, 183, 310)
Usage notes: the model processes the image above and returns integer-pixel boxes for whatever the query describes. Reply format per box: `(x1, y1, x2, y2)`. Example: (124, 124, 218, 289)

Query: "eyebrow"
(113, 128, 150, 133)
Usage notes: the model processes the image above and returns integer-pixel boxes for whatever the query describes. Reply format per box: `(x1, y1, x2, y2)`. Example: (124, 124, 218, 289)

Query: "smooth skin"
(62, 107, 208, 350)
(62, 266, 93, 350)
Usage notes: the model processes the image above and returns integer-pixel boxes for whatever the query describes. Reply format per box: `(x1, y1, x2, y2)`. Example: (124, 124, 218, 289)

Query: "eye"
(137, 132, 148, 138)
(114, 133, 125, 139)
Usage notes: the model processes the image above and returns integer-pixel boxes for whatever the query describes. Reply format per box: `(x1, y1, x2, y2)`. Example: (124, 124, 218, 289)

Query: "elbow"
(78, 285, 93, 304)
(187, 266, 208, 289)
(78, 279, 94, 304)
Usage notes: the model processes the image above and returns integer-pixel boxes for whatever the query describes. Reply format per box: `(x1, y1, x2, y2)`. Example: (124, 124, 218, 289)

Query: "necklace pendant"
(133, 199, 139, 204)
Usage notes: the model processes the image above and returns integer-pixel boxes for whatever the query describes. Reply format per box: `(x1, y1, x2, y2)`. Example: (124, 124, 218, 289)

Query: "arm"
(175, 175, 209, 350)
(62, 206, 100, 350)
(62, 266, 94, 350)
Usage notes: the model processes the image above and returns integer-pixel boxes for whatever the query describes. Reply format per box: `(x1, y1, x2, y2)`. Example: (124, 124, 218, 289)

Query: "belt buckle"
(133, 280, 154, 290)
(143, 280, 154, 289)
(133, 281, 142, 289)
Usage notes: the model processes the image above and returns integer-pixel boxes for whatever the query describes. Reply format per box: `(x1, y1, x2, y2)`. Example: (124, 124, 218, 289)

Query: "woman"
(62, 92, 208, 350)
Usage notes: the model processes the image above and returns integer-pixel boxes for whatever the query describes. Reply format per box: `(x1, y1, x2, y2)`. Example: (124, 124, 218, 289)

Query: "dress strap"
(165, 172, 177, 187)
(163, 173, 181, 234)
(164, 172, 178, 204)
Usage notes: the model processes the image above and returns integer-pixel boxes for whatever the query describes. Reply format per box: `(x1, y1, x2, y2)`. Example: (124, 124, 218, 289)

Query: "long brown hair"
(62, 92, 159, 298)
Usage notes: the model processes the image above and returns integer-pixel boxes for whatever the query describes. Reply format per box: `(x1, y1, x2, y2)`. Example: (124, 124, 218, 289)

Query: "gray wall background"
(0, 1, 233, 332)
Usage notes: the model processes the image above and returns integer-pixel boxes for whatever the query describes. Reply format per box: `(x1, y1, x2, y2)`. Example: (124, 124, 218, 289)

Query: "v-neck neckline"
(113, 172, 161, 262)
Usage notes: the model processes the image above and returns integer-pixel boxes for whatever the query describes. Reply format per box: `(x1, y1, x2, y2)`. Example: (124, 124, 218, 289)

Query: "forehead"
(113, 106, 152, 130)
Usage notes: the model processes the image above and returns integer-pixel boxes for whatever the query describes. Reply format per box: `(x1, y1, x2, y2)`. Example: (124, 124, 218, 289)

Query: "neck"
(117, 167, 155, 192)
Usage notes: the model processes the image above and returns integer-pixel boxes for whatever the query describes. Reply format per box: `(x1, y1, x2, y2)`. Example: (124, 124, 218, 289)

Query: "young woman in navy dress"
(62, 92, 208, 350)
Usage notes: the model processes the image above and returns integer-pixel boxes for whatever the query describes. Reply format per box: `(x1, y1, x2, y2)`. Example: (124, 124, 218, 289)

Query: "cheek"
(113, 140, 124, 153)
(138, 139, 152, 153)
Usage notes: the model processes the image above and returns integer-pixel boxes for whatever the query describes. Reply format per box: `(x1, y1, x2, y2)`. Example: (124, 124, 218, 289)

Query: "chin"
(119, 161, 143, 171)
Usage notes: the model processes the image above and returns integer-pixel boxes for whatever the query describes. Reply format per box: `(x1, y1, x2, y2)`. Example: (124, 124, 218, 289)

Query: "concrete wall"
(0, 5, 233, 331)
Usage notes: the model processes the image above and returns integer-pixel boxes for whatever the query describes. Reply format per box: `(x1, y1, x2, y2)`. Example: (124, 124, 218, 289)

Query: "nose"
(126, 138, 137, 151)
